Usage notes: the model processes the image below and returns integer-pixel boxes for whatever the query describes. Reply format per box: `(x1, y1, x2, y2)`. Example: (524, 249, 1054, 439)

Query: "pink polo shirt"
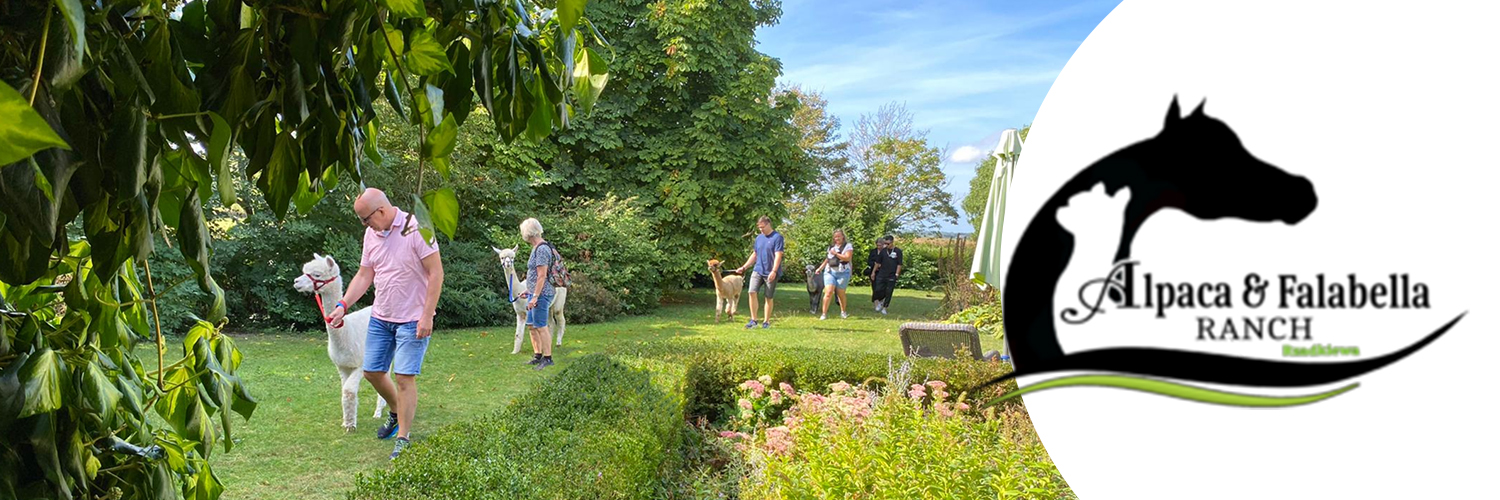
(360, 207, 440, 323)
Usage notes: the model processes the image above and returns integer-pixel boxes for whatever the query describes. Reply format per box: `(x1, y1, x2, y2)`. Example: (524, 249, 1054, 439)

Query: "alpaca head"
(294, 253, 341, 294)
(492, 245, 519, 269)
(707, 259, 724, 273)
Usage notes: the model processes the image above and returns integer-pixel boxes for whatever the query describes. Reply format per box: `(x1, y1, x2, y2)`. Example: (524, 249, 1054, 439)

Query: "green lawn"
(207, 286, 962, 500)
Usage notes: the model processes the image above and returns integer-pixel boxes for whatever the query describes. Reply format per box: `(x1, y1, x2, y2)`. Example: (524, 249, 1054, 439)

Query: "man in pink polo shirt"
(327, 188, 445, 460)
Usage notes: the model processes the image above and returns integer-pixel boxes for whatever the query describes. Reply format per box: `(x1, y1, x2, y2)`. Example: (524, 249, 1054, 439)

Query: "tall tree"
(0, 0, 609, 498)
(849, 101, 920, 172)
(775, 83, 849, 195)
(542, 0, 817, 287)
(862, 136, 959, 234)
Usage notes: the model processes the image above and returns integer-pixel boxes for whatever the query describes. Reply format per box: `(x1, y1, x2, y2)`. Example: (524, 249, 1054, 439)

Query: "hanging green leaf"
(108, 99, 148, 201)
(0, 82, 71, 166)
(556, 0, 586, 35)
(422, 112, 458, 179)
(207, 112, 236, 206)
(410, 194, 436, 244)
(261, 131, 301, 219)
(380, 0, 426, 19)
(382, 70, 407, 122)
(82, 362, 123, 427)
(52, 0, 89, 62)
(405, 29, 455, 77)
(420, 188, 459, 240)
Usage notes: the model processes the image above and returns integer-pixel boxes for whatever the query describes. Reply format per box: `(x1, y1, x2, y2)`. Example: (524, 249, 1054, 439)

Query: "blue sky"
(754, 0, 1122, 234)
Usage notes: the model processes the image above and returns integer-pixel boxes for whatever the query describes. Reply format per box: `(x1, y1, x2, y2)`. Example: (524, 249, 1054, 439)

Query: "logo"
(979, 96, 1466, 407)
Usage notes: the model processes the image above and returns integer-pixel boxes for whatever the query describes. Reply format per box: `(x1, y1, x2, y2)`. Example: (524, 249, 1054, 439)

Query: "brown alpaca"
(707, 259, 744, 323)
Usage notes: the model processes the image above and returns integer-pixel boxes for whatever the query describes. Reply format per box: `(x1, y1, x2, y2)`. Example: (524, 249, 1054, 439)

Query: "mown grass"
(202, 286, 959, 499)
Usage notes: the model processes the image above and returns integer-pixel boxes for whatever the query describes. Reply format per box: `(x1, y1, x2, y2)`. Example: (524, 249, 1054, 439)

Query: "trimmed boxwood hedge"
(349, 355, 687, 500)
(605, 338, 1024, 422)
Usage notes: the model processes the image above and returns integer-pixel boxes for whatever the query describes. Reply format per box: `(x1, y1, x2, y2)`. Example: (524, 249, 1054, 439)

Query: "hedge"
(605, 338, 1024, 422)
(350, 355, 687, 500)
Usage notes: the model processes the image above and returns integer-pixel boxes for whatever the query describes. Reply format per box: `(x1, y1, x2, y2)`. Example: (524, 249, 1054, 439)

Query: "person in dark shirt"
(868, 235, 903, 314)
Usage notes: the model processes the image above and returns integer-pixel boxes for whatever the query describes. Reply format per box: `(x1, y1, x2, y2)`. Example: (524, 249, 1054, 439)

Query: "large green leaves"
(0, 82, 70, 166)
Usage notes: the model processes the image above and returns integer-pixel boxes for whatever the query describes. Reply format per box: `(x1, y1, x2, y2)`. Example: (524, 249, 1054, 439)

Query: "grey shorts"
(748, 272, 778, 299)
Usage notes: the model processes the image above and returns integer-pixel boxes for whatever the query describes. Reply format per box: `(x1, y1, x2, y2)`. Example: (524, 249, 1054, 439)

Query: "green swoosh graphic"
(993, 375, 1359, 407)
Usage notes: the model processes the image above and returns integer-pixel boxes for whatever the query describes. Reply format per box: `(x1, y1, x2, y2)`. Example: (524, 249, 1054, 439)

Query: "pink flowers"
(908, 384, 927, 400)
(740, 379, 767, 398)
(769, 390, 784, 405)
(829, 381, 851, 393)
(738, 398, 754, 410)
(779, 382, 796, 396)
(764, 426, 793, 455)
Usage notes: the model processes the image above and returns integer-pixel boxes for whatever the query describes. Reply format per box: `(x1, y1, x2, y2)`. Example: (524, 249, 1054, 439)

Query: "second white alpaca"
(492, 246, 569, 354)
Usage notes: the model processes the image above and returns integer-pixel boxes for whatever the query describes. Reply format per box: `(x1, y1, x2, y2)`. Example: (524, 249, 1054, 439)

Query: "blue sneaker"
(760, 321, 771, 329)
(376, 412, 399, 440)
(745, 320, 758, 329)
(389, 437, 410, 460)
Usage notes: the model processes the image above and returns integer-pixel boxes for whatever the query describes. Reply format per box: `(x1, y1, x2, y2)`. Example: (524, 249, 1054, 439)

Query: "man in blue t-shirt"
(735, 216, 785, 329)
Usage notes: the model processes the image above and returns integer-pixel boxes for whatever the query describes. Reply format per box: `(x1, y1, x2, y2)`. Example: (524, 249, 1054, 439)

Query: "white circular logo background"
(999, 1, 1500, 498)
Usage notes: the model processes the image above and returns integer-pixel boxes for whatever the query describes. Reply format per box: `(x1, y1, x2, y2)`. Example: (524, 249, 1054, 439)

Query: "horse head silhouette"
(989, 95, 1462, 390)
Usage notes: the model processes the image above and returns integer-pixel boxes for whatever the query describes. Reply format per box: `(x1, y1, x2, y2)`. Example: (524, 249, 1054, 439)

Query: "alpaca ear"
(325, 255, 335, 268)
(1190, 98, 1207, 117)
(1165, 94, 1182, 129)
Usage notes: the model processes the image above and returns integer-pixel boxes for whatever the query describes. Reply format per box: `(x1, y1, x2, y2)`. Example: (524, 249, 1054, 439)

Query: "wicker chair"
(898, 322, 1005, 361)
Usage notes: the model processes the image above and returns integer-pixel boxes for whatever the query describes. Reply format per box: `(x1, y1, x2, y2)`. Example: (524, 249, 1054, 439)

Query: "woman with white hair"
(519, 218, 558, 369)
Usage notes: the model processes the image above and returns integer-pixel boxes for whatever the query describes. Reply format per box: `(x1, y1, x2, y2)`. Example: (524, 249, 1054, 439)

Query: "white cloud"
(949, 145, 985, 163)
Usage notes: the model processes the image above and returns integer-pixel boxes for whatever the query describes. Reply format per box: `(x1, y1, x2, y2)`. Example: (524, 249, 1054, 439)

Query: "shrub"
(949, 297, 1005, 338)
(350, 355, 687, 500)
(729, 373, 1074, 500)
(562, 271, 625, 324)
(783, 182, 894, 288)
(493, 195, 668, 316)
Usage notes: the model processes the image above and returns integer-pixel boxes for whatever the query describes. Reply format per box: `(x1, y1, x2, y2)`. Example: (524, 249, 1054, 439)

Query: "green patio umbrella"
(969, 127, 1024, 291)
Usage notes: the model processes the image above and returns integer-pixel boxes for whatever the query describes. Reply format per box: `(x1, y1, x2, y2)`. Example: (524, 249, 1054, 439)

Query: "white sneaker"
(840, 311, 848, 319)
(880, 308, 888, 315)
(819, 314, 826, 320)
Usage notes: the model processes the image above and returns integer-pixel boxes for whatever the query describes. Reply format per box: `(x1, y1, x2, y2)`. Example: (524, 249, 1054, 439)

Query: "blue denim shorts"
(526, 293, 554, 328)
(823, 268, 852, 289)
(363, 317, 429, 376)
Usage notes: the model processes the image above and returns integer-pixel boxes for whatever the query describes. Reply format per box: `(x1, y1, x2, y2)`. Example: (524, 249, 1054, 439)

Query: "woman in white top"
(814, 228, 854, 319)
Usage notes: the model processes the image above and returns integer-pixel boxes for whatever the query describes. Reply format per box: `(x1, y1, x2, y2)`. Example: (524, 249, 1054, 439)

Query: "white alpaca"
(706, 259, 743, 323)
(491, 246, 568, 354)
(1055, 182, 1133, 333)
(292, 254, 390, 431)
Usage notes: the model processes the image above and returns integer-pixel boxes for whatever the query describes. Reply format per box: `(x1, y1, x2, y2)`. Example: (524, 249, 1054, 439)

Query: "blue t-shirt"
(753, 231, 785, 278)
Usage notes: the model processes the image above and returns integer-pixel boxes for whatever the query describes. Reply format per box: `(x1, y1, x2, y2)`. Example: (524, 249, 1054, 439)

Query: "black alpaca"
(805, 264, 824, 314)
(987, 96, 1463, 389)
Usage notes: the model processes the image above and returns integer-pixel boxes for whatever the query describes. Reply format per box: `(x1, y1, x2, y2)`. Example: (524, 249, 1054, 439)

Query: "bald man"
(327, 188, 445, 460)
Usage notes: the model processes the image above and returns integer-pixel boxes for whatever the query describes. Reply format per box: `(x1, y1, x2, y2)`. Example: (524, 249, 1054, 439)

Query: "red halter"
(305, 273, 345, 328)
